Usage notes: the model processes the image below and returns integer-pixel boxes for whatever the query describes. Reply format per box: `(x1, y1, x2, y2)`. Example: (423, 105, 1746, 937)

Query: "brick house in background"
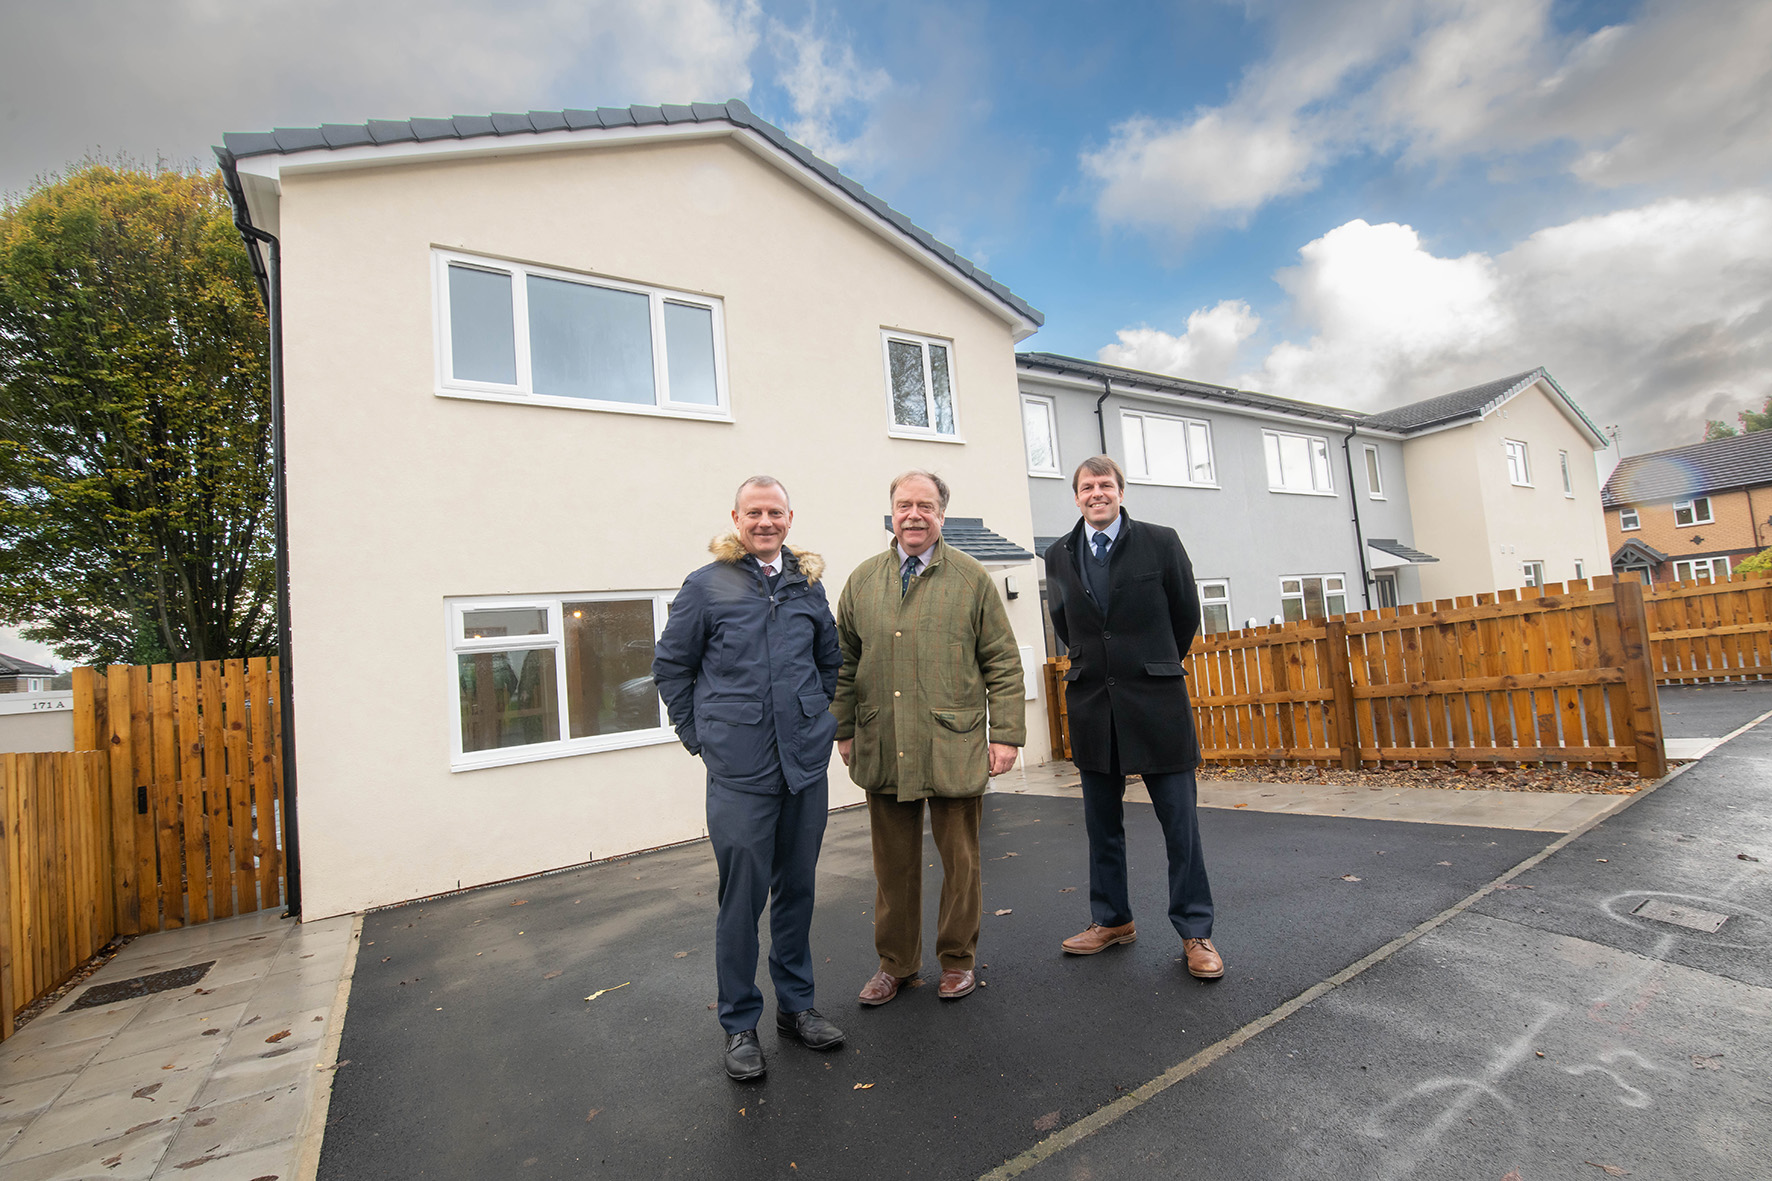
(1602, 429, 1772, 584)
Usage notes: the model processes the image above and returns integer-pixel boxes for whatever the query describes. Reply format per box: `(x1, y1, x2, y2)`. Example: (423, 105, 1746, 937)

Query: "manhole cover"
(1632, 899, 1730, 933)
(68, 961, 215, 1010)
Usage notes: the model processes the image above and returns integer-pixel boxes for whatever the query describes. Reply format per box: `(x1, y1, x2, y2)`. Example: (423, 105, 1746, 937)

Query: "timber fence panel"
(1645, 571, 1772, 683)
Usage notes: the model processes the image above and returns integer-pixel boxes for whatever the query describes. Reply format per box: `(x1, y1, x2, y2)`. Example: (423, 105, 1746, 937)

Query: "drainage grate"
(1632, 899, 1730, 933)
(68, 961, 216, 1010)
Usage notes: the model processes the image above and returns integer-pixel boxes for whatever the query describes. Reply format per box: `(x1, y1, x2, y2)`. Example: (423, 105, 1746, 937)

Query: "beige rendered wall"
(1406, 381, 1610, 600)
(275, 137, 1049, 918)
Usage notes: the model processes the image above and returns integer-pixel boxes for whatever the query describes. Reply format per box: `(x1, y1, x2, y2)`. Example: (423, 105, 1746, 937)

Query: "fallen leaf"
(853, 1082, 874, 1090)
(1583, 1164, 1628, 1177)
(739, 1108, 746, 1116)
(1502, 1173, 1523, 1181)
(1740, 853, 1761, 862)
(994, 908, 1013, 916)
(124, 1120, 164, 1135)
(265, 1030, 291, 1044)
(1233, 803, 1248, 808)
(1535, 1051, 1544, 1058)
(1340, 874, 1362, 882)
(1033, 1110, 1062, 1132)
(543, 971, 562, 980)
(584, 982, 631, 1002)
(511, 900, 528, 906)
(132, 1084, 162, 1100)
(586, 1108, 602, 1122)
(101, 1155, 123, 1167)
(1691, 1053, 1724, 1070)
(201, 1028, 220, 1036)
(193, 1117, 216, 1128)
(1059, 887, 1076, 893)
(1437, 861, 1452, 866)
(1596, 858, 1608, 863)
(173, 1155, 226, 1171)
(674, 951, 689, 959)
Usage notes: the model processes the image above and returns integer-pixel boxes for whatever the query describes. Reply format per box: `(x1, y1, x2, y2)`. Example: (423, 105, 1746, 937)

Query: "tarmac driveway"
(319, 795, 1546, 1180)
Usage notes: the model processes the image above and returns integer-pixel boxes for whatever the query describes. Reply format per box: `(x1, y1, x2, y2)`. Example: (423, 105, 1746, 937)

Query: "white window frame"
(1122, 409, 1218, 487)
(447, 591, 676, 771)
(1559, 450, 1574, 497)
(1522, 560, 1546, 588)
(1505, 439, 1532, 486)
(1279, 573, 1347, 621)
(1673, 556, 1731, 584)
(882, 329, 962, 442)
(1573, 559, 1586, 581)
(433, 249, 730, 419)
(1021, 394, 1062, 478)
(1619, 507, 1640, 531)
(1673, 497, 1714, 527)
(1362, 443, 1385, 499)
(1198, 579, 1232, 635)
(1263, 429, 1335, 496)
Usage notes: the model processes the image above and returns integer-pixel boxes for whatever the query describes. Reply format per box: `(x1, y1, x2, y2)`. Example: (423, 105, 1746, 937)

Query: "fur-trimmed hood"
(709, 533, 825, 584)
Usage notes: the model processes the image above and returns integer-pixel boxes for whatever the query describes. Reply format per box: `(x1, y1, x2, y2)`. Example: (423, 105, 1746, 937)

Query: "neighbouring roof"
(1017, 353, 1360, 428)
(1601, 428, 1772, 506)
(0, 653, 56, 677)
(1366, 539, 1439, 564)
(881, 518, 1036, 564)
(1363, 367, 1608, 447)
(216, 100, 1041, 333)
(1034, 536, 1065, 559)
(1612, 539, 1670, 566)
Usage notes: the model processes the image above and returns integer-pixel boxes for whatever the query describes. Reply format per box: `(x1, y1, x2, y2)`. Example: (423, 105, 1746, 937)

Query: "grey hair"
(889, 469, 950, 512)
(734, 475, 791, 510)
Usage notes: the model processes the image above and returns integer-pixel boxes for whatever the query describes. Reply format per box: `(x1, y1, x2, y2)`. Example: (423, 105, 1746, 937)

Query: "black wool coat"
(1045, 510, 1202, 775)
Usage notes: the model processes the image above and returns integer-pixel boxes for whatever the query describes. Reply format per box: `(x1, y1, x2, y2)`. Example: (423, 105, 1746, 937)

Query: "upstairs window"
(1022, 395, 1061, 476)
(1505, 439, 1532, 486)
(1559, 450, 1574, 497)
(1619, 507, 1640, 530)
(436, 251, 727, 416)
(883, 330, 959, 439)
(1123, 410, 1216, 486)
(1363, 444, 1384, 499)
(1673, 497, 1713, 526)
(1198, 580, 1232, 635)
(1264, 430, 1334, 495)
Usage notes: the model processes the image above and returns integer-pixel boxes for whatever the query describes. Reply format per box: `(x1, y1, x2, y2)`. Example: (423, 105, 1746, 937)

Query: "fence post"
(70, 668, 98, 751)
(1613, 579, 1668, 778)
(1324, 619, 1359, 769)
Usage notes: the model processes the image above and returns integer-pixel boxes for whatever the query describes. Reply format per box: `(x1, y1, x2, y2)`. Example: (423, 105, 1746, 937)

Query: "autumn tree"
(1703, 395, 1772, 441)
(0, 162, 274, 665)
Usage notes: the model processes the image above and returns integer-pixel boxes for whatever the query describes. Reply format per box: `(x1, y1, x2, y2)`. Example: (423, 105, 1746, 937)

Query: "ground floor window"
(1198, 580, 1232, 634)
(448, 592, 673, 770)
(1522, 561, 1546, 588)
(1279, 574, 1346, 622)
(1672, 557, 1731, 584)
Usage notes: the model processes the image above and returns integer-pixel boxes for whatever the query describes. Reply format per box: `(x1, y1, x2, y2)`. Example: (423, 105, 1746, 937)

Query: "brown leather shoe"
(937, 968, 976, 999)
(858, 969, 911, 1006)
(1183, 937, 1224, 979)
(1062, 921, 1137, 955)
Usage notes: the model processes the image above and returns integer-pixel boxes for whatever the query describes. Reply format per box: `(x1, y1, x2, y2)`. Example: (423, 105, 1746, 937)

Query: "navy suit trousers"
(706, 777, 828, 1034)
(1079, 728, 1213, 938)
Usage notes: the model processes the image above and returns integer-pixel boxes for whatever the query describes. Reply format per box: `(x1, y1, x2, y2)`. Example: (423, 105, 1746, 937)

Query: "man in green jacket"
(833, 470, 1025, 1003)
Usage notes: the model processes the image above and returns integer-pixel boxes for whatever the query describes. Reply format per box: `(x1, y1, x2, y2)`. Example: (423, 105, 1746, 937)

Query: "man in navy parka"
(652, 476, 845, 1081)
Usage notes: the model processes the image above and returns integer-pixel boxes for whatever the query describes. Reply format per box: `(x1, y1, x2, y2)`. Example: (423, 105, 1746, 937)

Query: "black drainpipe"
(219, 152, 301, 918)
(1341, 422, 1373, 610)
(1095, 377, 1112, 454)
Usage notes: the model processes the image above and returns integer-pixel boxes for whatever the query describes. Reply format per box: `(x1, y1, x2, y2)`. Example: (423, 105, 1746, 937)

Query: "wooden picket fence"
(1046, 577, 1665, 777)
(0, 659, 283, 1038)
(1643, 570, 1772, 684)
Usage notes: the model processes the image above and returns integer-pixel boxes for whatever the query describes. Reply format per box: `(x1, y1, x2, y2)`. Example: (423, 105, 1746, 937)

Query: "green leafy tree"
(0, 162, 274, 665)
(1703, 395, 1772, 441)
(1739, 547, 1772, 576)
(1704, 419, 1737, 440)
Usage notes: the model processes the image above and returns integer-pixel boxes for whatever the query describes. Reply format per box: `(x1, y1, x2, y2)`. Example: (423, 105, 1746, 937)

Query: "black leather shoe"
(776, 1007, 846, 1050)
(724, 1030, 765, 1080)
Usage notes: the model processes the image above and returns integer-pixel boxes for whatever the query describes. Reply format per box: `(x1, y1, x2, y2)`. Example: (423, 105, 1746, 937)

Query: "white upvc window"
(1362, 444, 1384, 499)
(434, 250, 728, 417)
(1574, 559, 1586, 581)
(1559, 450, 1574, 497)
(1673, 497, 1714, 527)
(1522, 561, 1546, 588)
(447, 592, 674, 771)
(1505, 439, 1532, 486)
(1198, 580, 1232, 635)
(1279, 574, 1346, 622)
(883, 330, 960, 440)
(1673, 556, 1731, 584)
(1022, 395, 1061, 477)
(1264, 430, 1334, 495)
(1619, 507, 1640, 531)
(1122, 410, 1216, 486)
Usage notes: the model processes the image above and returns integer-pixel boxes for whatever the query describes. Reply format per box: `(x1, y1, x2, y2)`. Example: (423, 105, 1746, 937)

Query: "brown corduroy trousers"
(866, 793, 983, 975)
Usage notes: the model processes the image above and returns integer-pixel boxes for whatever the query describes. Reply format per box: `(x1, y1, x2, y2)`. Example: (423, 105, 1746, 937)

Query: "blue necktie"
(1092, 532, 1111, 563)
(901, 554, 921, 595)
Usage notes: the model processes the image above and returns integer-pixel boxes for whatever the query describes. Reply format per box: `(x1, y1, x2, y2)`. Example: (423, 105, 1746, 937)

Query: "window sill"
(1510, 481, 1534, 488)
(1267, 487, 1337, 497)
(1620, 525, 1641, 532)
(1128, 477, 1220, 490)
(451, 729, 678, 772)
(1673, 521, 1713, 528)
(437, 387, 733, 422)
(1028, 469, 1065, 479)
(888, 428, 966, 445)
(1366, 494, 1386, 501)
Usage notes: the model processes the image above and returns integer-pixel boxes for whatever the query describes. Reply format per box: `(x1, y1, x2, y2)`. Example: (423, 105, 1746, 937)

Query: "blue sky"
(2, 0, 1770, 665)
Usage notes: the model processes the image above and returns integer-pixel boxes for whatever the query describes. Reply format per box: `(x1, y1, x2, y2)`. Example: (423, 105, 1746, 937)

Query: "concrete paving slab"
(0, 1119, 179, 1181)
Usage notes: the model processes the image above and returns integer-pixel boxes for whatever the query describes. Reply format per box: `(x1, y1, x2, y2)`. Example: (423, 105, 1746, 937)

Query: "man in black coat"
(1044, 455, 1224, 980)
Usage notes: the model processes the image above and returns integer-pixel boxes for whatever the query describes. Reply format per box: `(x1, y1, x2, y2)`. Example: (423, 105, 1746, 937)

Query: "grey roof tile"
(0, 652, 56, 676)
(1612, 539, 1670, 565)
(1601, 427, 1772, 505)
(880, 518, 1036, 563)
(1364, 369, 1543, 432)
(217, 102, 1043, 328)
(1018, 352, 1360, 426)
(1367, 538, 1439, 564)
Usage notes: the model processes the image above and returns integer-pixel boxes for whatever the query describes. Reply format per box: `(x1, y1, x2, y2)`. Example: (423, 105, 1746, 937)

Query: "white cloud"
(1231, 196, 1772, 448)
(768, 16, 891, 168)
(1098, 300, 1261, 385)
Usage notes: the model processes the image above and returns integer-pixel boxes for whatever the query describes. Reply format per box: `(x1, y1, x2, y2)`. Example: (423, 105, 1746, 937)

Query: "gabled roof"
(1601, 428, 1772, 507)
(1364, 367, 1608, 447)
(215, 100, 1041, 335)
(0, 652, 56, 677)
(1612, 539, 1669, 566)
(1016, 352, 1361, 429)
(881, 518, 1035, 564)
